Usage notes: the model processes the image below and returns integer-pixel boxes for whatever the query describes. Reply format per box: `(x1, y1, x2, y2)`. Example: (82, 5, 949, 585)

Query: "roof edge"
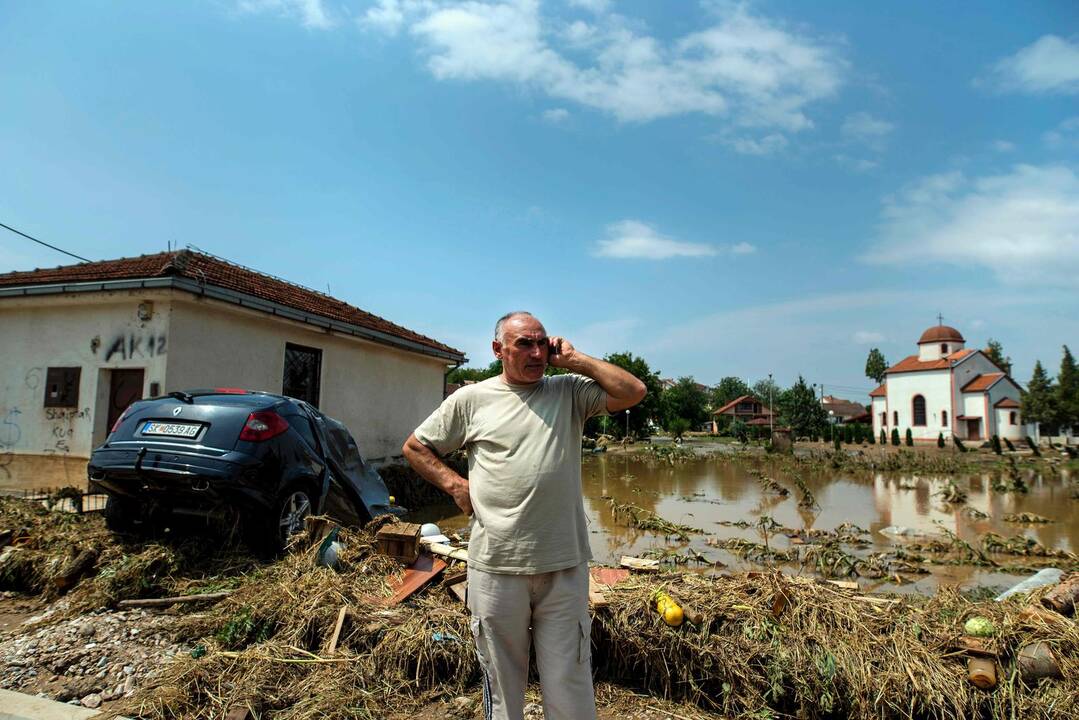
(0, 276, 466, 363)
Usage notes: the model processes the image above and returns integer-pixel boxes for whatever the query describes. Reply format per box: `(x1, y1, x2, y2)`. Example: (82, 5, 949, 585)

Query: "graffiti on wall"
(0, 407, 22, 479)
(102, 332, 167, 362)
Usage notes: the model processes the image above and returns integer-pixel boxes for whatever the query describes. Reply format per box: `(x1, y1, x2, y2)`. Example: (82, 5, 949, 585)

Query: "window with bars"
(912, 395, 927, 426)
(44, 367, 81, 408)
(282, 343, 322, 408)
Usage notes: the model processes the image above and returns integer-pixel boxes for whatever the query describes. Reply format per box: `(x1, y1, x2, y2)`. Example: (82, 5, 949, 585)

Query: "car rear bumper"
(88, 447, 273, 511)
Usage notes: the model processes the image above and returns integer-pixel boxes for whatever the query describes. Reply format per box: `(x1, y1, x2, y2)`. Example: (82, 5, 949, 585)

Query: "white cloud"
(542, 107, 570, 123)
(842, 112, 893, 145)
(566, 0, 609, 13)
(725, 133, 788, 155)
(1044, 116, 1079, 147)
(864, 164, 1079, 285)
(853, 330, 885, 344)
(834, 154, 877, 172)
(992, 140, 1015, 153)
(594, 220, 756, 260)
(363, 0, 844, 129)
(595, 220, 717, 259)
(237, 0, 333, 29)
(983, 34, 1079, 94)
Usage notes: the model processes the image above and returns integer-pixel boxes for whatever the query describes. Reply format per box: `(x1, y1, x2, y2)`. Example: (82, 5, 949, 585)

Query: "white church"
(870, 324, 1024, 443)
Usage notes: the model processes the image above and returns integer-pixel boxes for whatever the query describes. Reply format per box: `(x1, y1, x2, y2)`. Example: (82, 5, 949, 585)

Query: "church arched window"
(942, 409, 948, 427)
(912, 395, 927, 426)
(1010, 411, 1017, 425)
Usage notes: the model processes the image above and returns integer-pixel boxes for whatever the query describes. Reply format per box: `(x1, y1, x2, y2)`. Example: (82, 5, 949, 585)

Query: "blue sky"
(1, 1, 1077, 399)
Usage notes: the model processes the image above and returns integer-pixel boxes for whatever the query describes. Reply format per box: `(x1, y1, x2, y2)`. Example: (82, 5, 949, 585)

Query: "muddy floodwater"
(411, 450, 1078, 595)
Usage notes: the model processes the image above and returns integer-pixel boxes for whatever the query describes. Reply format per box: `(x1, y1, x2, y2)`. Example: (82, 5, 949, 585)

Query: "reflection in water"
(415, 454, 1079, 594)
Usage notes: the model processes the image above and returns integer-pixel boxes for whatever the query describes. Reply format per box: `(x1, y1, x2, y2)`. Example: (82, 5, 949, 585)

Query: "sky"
(1, 1, 1077, 400)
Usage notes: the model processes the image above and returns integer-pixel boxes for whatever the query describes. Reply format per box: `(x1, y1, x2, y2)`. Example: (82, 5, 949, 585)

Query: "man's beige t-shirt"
(413, 373, 608, 575)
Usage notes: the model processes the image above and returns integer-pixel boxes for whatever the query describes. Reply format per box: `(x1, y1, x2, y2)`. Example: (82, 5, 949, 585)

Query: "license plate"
(141, 421, 201, 438)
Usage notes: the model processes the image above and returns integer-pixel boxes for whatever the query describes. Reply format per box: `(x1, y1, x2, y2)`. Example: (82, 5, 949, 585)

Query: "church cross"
(936, 312, 944, 326)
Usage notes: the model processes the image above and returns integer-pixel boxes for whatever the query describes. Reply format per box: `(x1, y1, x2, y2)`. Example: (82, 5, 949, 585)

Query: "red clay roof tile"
(886, 348, 974, 374)
(962, 373, 1005, 393)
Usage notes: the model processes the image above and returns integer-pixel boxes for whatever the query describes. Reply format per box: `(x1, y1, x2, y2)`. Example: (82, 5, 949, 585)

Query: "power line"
(0, 221, 92, 263)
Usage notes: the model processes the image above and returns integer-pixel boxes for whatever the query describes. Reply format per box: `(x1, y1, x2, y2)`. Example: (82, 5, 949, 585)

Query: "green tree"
(730, 419, 749, 442)
(661, 377, 710, 430)
(752, 377, 783, 412)
(588, 351, 663, 438)
(937, 432, 945, 448)
(710, 376, 751, 410)
(667, 417, 691, 441)
(447, 360, 502, 384)
(779, 376, 828, 438)
(1022, 360, 1057, 433)
(891, 428, 901, 446)
(991, 435, 1002, 455)
(865, 348, 888, 384)
(1057, 345, 1079, 432)
(833, 433, 841, 452)
(985, 339, 1013, 375)
(822, 423, 832, 442)
(880, 428, 886, 445)
(905, 428, 913, 447)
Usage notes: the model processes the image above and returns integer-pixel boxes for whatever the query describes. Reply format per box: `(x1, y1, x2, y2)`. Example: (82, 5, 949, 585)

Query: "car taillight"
(239, 411, 289, 442)
(110, 407, 133, 434)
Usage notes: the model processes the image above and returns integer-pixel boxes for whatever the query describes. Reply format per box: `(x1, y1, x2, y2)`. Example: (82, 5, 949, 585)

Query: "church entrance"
(966, 419, 981, 440)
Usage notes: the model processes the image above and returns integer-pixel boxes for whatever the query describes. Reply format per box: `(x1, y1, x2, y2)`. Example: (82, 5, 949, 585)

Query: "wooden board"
(447, 580, 467, 604)
(619, 555, 659, 572)
(588, 575, 608, 609)
(384, 553, 448, 605)
(326, 605, 349, 656)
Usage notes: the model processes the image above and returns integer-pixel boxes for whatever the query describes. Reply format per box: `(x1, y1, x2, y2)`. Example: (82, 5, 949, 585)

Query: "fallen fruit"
(964, 617, 996, 637)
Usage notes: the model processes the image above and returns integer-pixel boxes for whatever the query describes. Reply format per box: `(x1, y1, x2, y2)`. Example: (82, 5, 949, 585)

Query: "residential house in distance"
(711, 394, 775, 434)
(821, 395, 870, 425)
(869, 323, 1023, 443)
(0, 250, 465, 490)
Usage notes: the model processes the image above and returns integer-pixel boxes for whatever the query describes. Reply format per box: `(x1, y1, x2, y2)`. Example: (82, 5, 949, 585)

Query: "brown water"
(412, 453, 1078, 595)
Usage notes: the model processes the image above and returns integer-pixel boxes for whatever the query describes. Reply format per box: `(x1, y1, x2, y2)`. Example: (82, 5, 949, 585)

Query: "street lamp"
(625, 409, 630, 440)
(768, 373, 774, 438)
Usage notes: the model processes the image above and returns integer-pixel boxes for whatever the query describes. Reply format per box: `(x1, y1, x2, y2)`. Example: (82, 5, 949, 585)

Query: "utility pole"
(768, 373, 773, 438)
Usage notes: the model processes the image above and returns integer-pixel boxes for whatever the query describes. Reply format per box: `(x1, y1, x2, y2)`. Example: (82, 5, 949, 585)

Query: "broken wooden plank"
(226, 706, 254, 720)
(117, 591, 233, 609)
(446, 579, 467, 604)
(51, 548, 98, 593)
(326, 605, 349, 656)
(384, 553, 448, 605)
(619, 555, 659, 572)
(426, 542, 470, 563)
(588, 575, 608, 609)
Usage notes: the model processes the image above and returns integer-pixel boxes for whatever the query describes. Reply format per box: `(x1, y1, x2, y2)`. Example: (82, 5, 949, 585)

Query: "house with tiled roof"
(0, 250, 465, 488)
(868, 323, 1024, 444)
(710, 394, 775, 433)
(821, 395, 870, 424)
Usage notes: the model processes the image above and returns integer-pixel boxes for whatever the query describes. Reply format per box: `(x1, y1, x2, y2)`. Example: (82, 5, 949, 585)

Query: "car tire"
(255, 483, 315, 554)
(103, 494, 138, 534)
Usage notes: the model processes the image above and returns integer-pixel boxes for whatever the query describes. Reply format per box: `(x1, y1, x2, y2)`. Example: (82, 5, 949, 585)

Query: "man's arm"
(548, 336, 647, 413)
(401, 434, 472, 515)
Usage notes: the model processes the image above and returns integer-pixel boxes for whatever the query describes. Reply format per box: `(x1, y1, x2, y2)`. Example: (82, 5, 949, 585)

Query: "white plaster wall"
(885, 370, 951, 440)
(961, 394, 985, 419)
(871, 397, 886, 436)
(0, 291, 172, 462)
(987, 380, 1023, 440)
(951, 353, 994, 412)
(166, 297, 449, 460)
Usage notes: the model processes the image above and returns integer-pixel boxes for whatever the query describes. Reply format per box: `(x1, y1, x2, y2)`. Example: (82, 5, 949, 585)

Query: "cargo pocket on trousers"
(577, 615, 592, 665)
(470, 616, 491, 669)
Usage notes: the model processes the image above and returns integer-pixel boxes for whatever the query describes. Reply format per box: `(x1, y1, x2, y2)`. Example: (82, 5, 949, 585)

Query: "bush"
(954, 436, 968, 453)
(905, 428, 913, 447)
(891, 428, 901, 446)
(991, 435, 1002, 455)
(937, 432, 945, 448)
(667, 417, 691, 441)
(1004, 437, 1016, 452)
(822, 424, 832, 442)
(730, 419, 749, 443)
(868, 429, 876, 445)
(833, 433, 841, 452)
(880, 429, 887, 445)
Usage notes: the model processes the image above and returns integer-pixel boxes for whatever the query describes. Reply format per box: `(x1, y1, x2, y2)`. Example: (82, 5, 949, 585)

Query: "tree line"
(447, 354, 832, 439)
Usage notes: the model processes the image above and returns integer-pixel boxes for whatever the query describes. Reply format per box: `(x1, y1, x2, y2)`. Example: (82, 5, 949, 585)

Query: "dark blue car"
(88, 389, 401, 551)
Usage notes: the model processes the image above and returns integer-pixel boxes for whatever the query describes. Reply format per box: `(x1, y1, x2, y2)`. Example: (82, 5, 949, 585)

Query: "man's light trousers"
(467, 561, 597, 720)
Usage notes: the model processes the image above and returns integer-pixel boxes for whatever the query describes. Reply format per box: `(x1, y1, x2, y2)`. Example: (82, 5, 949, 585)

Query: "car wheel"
(274, 486, 314, 550)
(104, 494, 138, 534)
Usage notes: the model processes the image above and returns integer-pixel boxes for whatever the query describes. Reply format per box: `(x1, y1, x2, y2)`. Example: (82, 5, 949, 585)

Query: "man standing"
(402, 311, 646, 720)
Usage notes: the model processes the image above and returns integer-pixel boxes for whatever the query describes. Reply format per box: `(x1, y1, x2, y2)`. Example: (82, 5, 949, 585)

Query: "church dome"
(917, 325, 964, 344)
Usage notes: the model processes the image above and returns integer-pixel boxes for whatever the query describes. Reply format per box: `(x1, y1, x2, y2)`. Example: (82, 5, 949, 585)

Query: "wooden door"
(107, 369, 145, 430)
(966, 419, 980, 440)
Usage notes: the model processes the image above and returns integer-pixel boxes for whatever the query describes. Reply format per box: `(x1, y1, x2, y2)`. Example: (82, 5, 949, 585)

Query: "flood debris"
(3, 497, 1079, 719)
(608, 500, 701, 540)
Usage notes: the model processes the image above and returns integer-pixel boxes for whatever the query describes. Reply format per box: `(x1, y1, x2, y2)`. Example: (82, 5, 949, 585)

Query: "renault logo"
(172, 406, 183, 416)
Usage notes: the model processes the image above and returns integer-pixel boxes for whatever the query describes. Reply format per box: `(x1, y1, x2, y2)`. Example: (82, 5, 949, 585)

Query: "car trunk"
(107, 393, 280, 454)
